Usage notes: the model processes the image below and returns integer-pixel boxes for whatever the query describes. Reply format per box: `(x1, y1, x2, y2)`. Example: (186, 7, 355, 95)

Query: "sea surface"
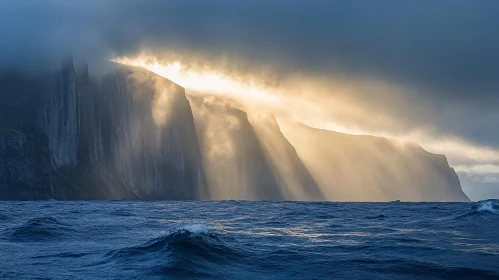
(0, 200, 498, 279)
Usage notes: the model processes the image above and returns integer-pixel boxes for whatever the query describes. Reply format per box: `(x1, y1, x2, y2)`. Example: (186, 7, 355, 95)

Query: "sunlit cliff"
(0, 59, 469, 201)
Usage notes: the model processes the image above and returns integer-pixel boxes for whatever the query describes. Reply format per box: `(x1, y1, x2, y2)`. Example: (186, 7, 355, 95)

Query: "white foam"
(475, 200, 499, 214)
(180, 224, 210, 234)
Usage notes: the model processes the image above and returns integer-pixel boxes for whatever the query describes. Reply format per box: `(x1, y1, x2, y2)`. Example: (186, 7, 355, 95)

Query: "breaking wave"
(457, 199, 499, 219)
(471, 199, 499, 215)
(105, 224, 245, 277)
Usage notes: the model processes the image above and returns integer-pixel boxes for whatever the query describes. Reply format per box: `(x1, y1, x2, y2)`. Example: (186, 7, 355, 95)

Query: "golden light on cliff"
(113, 56, 282, 107)
(113, 54, 499, 172)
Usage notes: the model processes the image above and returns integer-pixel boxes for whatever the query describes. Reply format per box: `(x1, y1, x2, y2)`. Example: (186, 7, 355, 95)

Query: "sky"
(1, 0, 498, 200)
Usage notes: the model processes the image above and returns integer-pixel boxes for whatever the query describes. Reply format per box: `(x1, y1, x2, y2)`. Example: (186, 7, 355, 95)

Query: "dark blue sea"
(0, 200, 498, 279)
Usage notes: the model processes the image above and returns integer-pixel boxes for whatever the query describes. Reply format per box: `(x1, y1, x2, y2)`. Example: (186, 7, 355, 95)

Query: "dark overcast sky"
(1, 0, 498, 199)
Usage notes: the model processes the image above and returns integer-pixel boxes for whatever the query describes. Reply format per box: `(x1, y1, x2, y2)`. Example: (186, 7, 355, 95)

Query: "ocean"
(0, 200, 498, 279)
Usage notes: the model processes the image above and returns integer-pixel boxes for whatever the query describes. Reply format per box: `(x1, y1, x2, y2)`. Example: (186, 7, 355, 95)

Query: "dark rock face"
(0, 69, 53, 200)
(0, 62, 204, 200)
(0, 130, 52, 200)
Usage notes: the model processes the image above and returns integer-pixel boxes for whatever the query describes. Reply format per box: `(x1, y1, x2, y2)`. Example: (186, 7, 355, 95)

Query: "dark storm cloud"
(1, 0, 498, 144)
(125, 0, 499, 147)
(2, 1, 498, 84)
(123, 1, 499, 99)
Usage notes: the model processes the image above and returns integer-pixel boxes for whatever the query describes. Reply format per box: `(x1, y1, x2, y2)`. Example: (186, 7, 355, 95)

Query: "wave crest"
(457, 199, 499, 219)
(472, 199, 499, 215)
(8, 217, 72, 239)
(106, 224, 244, 277)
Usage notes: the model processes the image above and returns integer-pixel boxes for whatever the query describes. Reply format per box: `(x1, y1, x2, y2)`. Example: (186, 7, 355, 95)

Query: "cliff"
(247, 112, 324, 201)
(279, 121, 470, 201)
(0, 62, 469, 201)
(0, 62, 204, 199)
(0, 69, 52, 199)
(188, 96, 284, 200)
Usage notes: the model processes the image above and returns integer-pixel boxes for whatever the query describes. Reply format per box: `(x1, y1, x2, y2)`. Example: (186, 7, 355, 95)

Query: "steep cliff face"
(0, 70, 53, 200)
(187, 96, 324, 201)
(73, 68, 203, 199)
(47, 62, 79, 168)
(188, 96, 284, 200)
(0, 130, 52, 200)
(248, 113, 324, 201)
(0, 62, 205, 200)
(279, 121, 470, 202)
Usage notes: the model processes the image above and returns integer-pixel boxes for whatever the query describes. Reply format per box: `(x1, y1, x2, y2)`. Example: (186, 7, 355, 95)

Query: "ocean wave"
(1, 201, 499, 279)
(457, 199, 499, 219)
(105, 224, 245, 277)
(365, 214, 386, 219)
(392, 237, 424, 243)
(7, 217, 72, 240)
(472, 199, 499, 214)
(349, 258, 498, 278)
(107, 209, 137, 217)
(34, 252, 89, 259)
(0, 212, 9, 220)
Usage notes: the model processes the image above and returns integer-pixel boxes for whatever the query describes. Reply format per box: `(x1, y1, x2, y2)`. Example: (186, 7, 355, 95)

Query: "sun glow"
(113, 56, 282, 107)
(113, 54, 499, 171)
(113, 55, 374, 139)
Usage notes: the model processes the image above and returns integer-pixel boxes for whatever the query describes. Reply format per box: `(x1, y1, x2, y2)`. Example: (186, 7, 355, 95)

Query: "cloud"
(478, 176, 499, 184)
(455, 164, 499, 175)
(456, 165, 499, 199)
